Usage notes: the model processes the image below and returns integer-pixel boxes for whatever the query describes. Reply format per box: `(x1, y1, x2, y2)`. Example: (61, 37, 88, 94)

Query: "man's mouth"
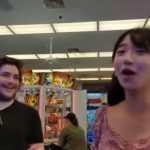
(2, 85, 16, 90)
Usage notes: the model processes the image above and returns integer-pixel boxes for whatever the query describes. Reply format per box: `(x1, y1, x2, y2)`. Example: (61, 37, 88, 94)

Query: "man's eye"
(0, 73, 10, 78)
(14, 76, 19, 80)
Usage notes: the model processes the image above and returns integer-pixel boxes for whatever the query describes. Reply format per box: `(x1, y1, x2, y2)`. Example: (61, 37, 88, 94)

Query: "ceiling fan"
(44, 37, 59, 66)
(0, 0, 14, 11)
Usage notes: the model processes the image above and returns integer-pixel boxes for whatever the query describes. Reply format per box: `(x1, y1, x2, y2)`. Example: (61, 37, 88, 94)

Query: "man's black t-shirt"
(0, 100, 43, 150)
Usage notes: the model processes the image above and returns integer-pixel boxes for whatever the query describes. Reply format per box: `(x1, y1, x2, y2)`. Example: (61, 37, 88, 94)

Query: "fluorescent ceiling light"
(52, 69, 75, 72)
(145, 19, 150, 27)
(53, 22, 97, 32)
(100, 68, 114, 71)
(68, 52, 98, 58)
(99, 52, 112, 57)
(32, 70, 52, 73)
(8, 24, 54, 34)
(0, 26, 13, 35)
(101, 77, 112, 80)
(75, 78, 80, 80)
(99, 19, 146, 31)
(76, 68, 98, 72)
(6, 54, 38, 59)
(37, 53, 68, 59)
(80, 78, 99, 81)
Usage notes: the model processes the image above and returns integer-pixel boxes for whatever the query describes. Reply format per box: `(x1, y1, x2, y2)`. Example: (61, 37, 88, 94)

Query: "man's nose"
(7, 76, 17, 83)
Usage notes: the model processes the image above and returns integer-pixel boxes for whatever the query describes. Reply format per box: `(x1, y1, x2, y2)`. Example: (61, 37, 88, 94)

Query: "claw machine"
(17, 70, 76, 144)
(43, 86, 73, 144)
(43, 72, 74, 144)
(15, 85, 43, 118)
(15, 70, 44, 118)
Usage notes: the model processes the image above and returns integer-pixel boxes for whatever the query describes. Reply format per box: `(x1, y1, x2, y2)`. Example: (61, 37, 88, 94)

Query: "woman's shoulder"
(96, 105, 108, 113)
(93, 105, 108, 128)
(95, 105, 108, 119)
(94, 103, 123, 128)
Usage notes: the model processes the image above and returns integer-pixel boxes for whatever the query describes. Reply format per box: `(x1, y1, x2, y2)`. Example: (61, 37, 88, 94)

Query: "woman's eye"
(136, 48, 148, 54)
(116, 49, 125, 55)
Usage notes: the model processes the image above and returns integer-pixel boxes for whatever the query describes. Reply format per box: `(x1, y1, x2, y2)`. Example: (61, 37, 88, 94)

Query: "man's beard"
(0, 92, 16, 102)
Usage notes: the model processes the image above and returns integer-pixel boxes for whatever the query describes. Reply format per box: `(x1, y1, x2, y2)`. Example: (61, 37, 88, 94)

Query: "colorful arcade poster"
(24, 88, 40, 110)
(21, 70, 32, 85)
(52, 72, 75, 88)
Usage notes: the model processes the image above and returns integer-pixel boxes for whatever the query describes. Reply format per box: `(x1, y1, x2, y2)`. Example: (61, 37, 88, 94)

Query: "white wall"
(72, 90, 87, 137)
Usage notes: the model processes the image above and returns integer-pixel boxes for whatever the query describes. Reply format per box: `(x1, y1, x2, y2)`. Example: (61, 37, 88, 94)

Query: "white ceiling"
(0, 0, 149, 82)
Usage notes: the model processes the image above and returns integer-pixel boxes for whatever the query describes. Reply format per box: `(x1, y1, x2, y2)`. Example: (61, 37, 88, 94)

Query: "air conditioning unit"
(43, 0, 65, 8)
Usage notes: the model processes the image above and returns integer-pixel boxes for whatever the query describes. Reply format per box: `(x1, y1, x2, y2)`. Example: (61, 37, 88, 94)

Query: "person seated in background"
(59, 112, 87, 150)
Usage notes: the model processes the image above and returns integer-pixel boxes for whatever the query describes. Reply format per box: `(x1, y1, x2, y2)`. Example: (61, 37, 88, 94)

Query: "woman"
(59, 112, 87, 150)
(93, 27, 150, 150)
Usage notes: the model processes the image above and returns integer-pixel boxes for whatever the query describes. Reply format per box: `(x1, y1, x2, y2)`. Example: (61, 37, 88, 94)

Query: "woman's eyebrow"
(117, 43, 126, 48)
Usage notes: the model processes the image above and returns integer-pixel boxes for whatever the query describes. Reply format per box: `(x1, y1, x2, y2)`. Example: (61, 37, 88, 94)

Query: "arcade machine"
(87, 93, 107, 146)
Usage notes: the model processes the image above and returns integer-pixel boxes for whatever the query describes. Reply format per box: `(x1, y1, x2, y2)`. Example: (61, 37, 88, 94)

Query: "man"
(0, 56, 44, 150)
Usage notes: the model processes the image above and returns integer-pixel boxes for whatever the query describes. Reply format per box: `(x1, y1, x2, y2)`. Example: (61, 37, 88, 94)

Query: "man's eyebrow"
(0, 71, 19, 76)
(0, 71, 10, 74)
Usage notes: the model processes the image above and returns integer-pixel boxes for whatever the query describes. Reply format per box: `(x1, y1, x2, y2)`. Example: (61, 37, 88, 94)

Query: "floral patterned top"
(93, 106, 150, 150)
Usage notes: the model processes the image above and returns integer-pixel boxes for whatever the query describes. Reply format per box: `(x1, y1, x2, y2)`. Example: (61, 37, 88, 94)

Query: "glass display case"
(15, 85, 73, 144)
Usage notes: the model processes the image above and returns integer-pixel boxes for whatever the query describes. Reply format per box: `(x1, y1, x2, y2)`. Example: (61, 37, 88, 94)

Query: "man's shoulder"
(14, 100, 38, 113)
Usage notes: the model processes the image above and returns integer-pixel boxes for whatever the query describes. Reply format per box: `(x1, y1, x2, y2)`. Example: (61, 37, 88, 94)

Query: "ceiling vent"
(43, 0, 65, 8)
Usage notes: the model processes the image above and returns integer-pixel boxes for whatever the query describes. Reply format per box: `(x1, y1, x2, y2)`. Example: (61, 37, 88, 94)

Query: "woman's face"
(113, 35, 150, 90)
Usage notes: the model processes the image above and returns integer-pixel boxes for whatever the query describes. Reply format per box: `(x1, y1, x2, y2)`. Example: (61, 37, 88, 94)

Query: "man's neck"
(0, 99, 14, 110)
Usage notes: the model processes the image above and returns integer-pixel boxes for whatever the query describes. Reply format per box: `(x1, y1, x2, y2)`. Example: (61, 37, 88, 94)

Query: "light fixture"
(53, 22, 97, 32)
(6, 54, 38, 59)
(100, 68, 114, 71)
(52, 69, 75, 72)
(68, 52, 98, 58)
(99, 19, 146, 31)
(32, 70, 52, 73)
(145, 19, 150, 27)
(75, 68, 98, 72)
(0, 26, 13, 35)
(37, 53, 68, 59)
(79, 78, 99, 81)
(8, 24, 54, 34)
(101, 77, 112, 80)
(99, 52, 112, 57)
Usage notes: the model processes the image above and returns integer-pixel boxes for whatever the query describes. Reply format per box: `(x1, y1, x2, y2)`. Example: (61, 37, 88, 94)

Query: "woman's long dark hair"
(107, 73, 125, 106)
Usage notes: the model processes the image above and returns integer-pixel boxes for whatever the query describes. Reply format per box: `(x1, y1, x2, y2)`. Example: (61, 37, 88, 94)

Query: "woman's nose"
(123, 51, 134, 65)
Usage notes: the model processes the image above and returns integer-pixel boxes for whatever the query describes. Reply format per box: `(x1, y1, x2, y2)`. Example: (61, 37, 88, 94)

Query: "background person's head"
(0, 56, 23, 82)
(0, 56, 23, 101)
(64, 112, 79, 126)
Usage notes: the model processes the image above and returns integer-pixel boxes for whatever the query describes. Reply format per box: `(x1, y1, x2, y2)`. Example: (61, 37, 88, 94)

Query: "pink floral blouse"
(93, 106, 150, 150)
